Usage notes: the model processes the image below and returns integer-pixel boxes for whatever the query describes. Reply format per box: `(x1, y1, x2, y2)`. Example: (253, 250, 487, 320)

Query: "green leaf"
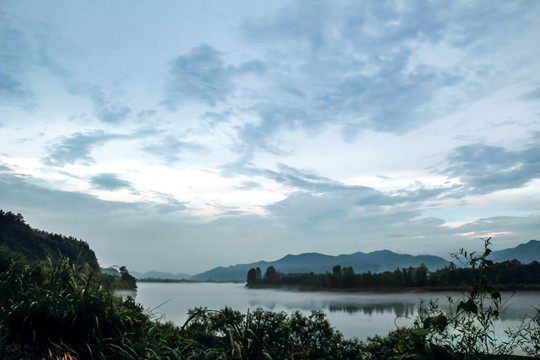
(457, 298, 478, 315)
(423, 314, 448, 332)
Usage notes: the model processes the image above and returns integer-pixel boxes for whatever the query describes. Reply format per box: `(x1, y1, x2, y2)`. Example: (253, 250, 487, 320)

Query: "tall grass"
(0, 249, 154, 359)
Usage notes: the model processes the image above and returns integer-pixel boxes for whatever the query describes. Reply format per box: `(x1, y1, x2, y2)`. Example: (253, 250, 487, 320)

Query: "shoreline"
(245, 284, 540, 293)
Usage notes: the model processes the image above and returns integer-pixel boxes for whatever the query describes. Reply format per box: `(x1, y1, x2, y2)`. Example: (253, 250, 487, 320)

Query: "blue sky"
(1, 1, 539, 274)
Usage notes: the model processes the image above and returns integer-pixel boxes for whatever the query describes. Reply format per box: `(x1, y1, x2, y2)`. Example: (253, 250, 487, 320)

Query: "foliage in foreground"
(1, 239, 540, 359)
(0, 248, 151, 359)
(178, 307, 364, 359)
(0, 248, 364, 359)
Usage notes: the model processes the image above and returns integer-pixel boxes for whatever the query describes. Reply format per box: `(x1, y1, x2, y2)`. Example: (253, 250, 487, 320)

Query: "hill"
(488, 240, 540, 263)
(0, 210, 99, 270)
(190, 250, 450, 282)
(191, 240, 540, 282)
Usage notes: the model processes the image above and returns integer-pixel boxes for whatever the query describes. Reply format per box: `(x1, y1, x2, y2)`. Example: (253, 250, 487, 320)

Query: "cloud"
(163, 44, 265, 108)
(0, 12, 34, 108)
(240, 2, 450, 133)
(142, 135, 209, 163)
(456, 231, 511, 239)
(202, 110, 232, 128)
(236, 181, 262, 190)
(1, 165, 537, 273)
(450, 215, 540, 250)
(90, 173, 133, 191)
(94, 103, 132, 124)
(136, 109, 157, 119)
(229, 161, 449, 209)
(151, 197, 188, 214)
(229, 1, 540, 154)
(242, 1, 330, 52)
(520, 86, 540, 100)
(42, 130, 118, 166)
(67, 83, 132, 123)
(0, 169, 136, 216)
(443, 140, 540, 194)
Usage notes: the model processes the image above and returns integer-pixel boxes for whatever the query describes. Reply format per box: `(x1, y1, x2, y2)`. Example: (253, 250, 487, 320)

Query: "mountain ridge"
(190, 249, 450, 282)
(188, 240, 540, 282)
(488, 239, 540, 263)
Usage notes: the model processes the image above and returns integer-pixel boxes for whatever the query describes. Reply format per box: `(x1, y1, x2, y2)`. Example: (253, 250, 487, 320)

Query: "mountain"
(190, 250, 450, 282)
(191, 240, 540, 282)
(131, 270, 192, 280)
(488, 240, 540, 263)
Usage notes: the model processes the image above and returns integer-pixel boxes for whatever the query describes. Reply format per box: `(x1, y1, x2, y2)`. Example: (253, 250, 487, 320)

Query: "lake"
(119, 282, 540, 341)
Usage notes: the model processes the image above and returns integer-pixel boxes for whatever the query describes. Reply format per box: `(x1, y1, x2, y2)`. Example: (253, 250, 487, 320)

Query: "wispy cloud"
(231, 1, 540, 153)
(90, 173, 133, 191)
(68, 83, 132, 124)
(456, 231, 511, 239)
(443, 138, 540, 195)
(142, 135, 209, 163)
(42, 130, 119, 166)
(163, 44, 265, 108)
(0, 12, 34, 108)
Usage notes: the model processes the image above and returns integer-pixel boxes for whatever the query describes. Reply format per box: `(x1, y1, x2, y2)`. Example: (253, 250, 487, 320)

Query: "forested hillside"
(0, 210, 99, 270)
(0, 209, 136, 290)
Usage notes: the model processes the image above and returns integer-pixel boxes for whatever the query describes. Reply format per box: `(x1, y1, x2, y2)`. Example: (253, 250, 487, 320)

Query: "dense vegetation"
(0, 248, 366, 359)
(246, 258, 540, 291)
(0, 210, 99, 271)
(0, 210, 136, 290)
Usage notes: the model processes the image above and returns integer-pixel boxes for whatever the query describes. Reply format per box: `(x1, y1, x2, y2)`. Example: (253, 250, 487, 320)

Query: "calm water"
(118, 282, 540, 341)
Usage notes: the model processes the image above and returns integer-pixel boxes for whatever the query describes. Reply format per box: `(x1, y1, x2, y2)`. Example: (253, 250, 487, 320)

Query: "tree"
(263, 266, 279, 283)
(415, 263, 428, 287)
(118, 266, 137, 289)
(342, 266, 355, 287)
(246, 268, 259, 285)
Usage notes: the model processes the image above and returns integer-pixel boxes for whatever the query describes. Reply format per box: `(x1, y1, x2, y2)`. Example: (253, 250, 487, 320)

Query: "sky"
(1, 1, 539, 274)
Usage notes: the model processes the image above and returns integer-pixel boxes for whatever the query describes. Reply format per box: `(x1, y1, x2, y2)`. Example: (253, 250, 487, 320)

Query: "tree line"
(246, 260, 540, 290)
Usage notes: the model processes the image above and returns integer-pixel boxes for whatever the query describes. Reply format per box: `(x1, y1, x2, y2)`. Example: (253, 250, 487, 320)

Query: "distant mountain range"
(133, 240, 540, 282)
(189, 251, 450, 282)
(488, 240, 540, 263)
(131, 270, 192, 280)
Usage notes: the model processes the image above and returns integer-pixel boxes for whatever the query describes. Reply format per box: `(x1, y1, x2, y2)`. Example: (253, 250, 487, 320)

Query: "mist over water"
(119, 283, 540, 340)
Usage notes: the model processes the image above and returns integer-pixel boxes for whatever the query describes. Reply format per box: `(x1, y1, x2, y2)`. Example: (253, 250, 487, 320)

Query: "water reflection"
(126, 283, 540, 341)
(327, 302, 417, 317)
(243, 289, 538, 321)
(247, 298, 418, 317)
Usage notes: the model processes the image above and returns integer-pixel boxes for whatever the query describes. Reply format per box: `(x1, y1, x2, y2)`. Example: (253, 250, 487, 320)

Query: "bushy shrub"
(0, 251, 151, 359)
